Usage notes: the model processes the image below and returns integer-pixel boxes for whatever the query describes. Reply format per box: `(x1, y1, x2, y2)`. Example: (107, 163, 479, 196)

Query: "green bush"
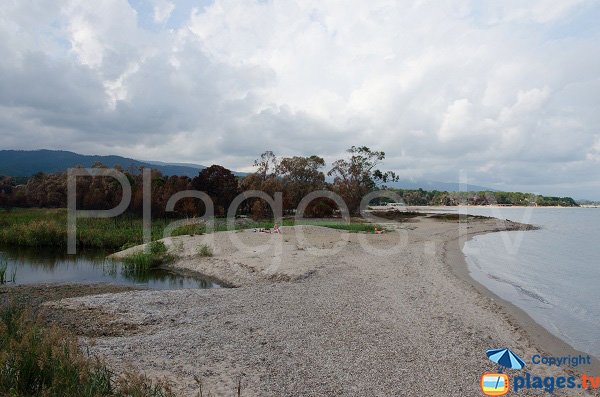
(122, 241, 173, 273)
(149, 241, 168, 256)
(196, 244, 213, 257)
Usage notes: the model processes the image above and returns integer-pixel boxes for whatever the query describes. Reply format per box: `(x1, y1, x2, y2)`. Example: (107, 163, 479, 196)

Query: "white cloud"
(153, 0, 175, 24)
(477, 0, 585, 24)
(439, 99, 475, 142)
(0, 0, 599, 197)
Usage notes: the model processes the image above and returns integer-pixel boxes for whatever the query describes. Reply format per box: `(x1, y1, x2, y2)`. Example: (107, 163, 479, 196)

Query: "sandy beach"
(45, 215, 599, 396)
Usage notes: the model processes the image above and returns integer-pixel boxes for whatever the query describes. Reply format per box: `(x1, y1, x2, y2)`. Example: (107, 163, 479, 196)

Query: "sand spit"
(47, 217, 597, 396)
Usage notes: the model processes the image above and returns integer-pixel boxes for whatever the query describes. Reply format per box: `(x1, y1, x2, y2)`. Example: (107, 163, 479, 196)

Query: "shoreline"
(444, 226, 600, 376)
(406, 205, 590, 210)
(32, 218, 600, 395)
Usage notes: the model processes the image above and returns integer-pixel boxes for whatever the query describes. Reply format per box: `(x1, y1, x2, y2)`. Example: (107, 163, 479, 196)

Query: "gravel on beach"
(46, 217, 597, 396)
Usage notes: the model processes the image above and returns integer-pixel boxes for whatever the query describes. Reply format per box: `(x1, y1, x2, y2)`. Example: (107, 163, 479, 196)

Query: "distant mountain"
(384, 180, 496, 192)
(1, 150, 490, 191)
(143, 160, 207, 169)
(0, 149, 231, 178)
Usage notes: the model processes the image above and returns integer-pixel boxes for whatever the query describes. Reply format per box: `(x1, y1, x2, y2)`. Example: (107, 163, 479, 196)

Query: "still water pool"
(0, 245, 219, 290)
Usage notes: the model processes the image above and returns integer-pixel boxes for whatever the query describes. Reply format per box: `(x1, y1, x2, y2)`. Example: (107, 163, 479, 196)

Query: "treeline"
(389, 189, 579, 207)
(0, 147, 579, 217)
(0, 146, 397, 217)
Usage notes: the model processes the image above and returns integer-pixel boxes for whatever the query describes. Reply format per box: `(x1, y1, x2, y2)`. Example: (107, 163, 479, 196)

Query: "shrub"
(122, 241, 173, 272)
(149, 241, 168, 256)
(170, 224, 205, 237)
(304, 197, 336, 218)
(196, 244, 213, 257)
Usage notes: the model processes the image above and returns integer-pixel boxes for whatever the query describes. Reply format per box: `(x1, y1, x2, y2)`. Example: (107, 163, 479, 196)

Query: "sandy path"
(48, 217, 597, 396)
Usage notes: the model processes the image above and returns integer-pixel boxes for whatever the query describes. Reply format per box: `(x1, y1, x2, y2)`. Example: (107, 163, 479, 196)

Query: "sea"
(460, 207, 600, 359)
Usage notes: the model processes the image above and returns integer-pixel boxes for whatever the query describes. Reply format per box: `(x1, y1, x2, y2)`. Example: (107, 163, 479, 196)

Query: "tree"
(0, 176, 15, 207)
(253, 150, 279, 180)
(158, 174, 194, 217)
(238, 151, 284, 219)
(192, 165, 239, 216)
(277, 155, 326, 212)
(278, 155, 325, 184)
(328, 146, 398, 213)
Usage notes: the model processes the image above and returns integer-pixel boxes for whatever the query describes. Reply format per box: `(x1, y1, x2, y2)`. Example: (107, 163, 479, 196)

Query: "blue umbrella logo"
(486, 348, 526, 370)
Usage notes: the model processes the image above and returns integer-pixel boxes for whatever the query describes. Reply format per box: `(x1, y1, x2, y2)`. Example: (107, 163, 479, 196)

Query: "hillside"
(385, 180, 495, 192)
(0, 149, 210, 178)
(1, 150, 493, 191)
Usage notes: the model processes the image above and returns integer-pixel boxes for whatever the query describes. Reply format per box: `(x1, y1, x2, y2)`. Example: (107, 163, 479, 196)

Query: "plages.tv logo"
(480, 348, 526, 396)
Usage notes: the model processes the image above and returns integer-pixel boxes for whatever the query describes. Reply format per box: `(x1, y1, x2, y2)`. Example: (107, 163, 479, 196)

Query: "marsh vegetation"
(0, 305, 177, 397)
(0, 209, 386, 251)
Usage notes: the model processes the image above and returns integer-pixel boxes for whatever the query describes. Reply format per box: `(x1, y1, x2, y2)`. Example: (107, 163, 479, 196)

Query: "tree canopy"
(0, 146, 579, 216)
(328, 146, 398, 213)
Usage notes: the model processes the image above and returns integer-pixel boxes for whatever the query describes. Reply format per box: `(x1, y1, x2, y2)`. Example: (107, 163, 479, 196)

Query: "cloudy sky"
(1, 0, 599, 198)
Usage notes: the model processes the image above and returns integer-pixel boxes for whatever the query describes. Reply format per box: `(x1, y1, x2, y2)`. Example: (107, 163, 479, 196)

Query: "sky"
(1, 0, 599, 199)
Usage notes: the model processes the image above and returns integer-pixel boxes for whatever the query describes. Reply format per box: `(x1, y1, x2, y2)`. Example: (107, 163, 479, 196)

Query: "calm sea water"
(0, 246, 219, 290)
(460, 207, 600, 358)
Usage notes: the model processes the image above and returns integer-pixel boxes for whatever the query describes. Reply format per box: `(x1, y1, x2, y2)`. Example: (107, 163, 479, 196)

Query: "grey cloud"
(0, 0, 599, 198)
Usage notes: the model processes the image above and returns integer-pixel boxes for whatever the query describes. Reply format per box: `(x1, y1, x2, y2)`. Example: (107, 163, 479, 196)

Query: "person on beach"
(254, 225, 281, 234)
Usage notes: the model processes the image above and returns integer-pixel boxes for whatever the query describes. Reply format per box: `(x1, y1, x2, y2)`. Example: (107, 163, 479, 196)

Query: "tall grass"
(0, 209, 205, 250)
(0, 305, 176, 397)
(196, 244, 213, 257)
(291, 220, 385, 233)
(0, 208, 386, 251)
(121, 241, 173, 273)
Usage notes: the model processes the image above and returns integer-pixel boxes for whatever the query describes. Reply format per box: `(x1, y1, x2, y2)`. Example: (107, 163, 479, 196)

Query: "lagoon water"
(0, 246, 218, 290)
(460, 207, 600, 358)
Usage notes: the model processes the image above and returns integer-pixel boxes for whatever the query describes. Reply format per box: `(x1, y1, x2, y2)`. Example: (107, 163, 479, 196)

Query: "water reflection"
(0, 245, 219, 290)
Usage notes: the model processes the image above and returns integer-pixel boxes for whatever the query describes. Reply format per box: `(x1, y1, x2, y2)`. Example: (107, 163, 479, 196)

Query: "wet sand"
(444, 221, 600, 376)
